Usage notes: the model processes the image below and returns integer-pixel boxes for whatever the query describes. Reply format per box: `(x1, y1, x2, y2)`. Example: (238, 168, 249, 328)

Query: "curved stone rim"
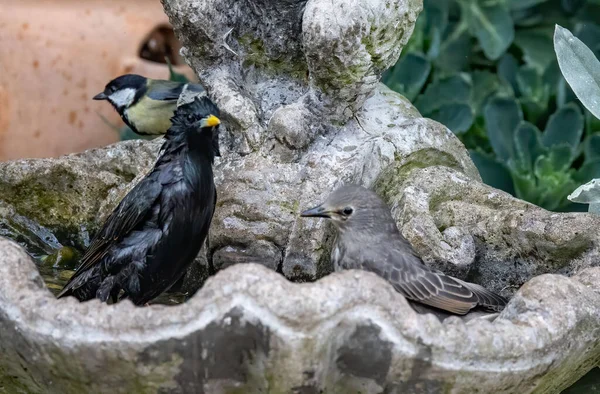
(1, 237, 599, 380)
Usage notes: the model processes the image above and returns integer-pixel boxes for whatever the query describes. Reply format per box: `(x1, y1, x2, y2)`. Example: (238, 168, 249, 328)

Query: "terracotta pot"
(0, 0, 195, 161)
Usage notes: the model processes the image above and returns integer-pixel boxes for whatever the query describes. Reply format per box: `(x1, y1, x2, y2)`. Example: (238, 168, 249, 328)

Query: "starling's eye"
(342, 207, 353, 216)
(187, 114, 195, 121)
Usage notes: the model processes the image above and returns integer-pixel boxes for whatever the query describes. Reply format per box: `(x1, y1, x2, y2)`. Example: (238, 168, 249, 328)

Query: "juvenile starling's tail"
(455, 278, 508, 312)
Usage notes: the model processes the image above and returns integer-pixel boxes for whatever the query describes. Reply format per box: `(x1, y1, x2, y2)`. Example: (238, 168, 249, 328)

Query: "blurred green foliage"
(383, 0, 600, 211)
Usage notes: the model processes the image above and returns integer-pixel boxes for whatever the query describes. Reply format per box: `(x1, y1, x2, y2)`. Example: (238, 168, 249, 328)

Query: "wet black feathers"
(57, 96, 220, 305)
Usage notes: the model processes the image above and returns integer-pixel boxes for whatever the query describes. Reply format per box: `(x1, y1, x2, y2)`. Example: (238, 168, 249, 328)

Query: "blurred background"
(0, 0, 195, 161)
(383, 0, 600, 213)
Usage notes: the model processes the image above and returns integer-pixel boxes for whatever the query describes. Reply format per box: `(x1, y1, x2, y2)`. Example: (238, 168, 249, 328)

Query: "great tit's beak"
(300, 204, 331, 218)
(93, 92, 108, 100)
(201, 114, 221, 128)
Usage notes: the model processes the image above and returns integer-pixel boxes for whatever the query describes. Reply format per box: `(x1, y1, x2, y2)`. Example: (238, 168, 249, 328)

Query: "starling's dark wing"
(146, 81, 186, 101)
(381, 248, 506, 315)
(56, 175, 163, 298)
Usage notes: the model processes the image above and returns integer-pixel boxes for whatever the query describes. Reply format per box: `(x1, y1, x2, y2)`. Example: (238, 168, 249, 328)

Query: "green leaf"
(556, 75, 577, 108)
(575, 3, 600, 26)
(563, 0, 587, 14)
(509, 0, 549, 10)
(542, 103, 583, 152)
(511, 171, 538, 203)
(574, 22, 600, 59)
(554, 24, 600, 120)
(514, 121, 544, 171)
(428, 103, 474, 134)
(513, 27, 555, 71)
(537, 176, 579, 211)
(516, 65, 550, 123)
(470, 70, 505, 112)
(470, 150, 515, 195)
(542, 60, 561, 98)
(568, 178, 600, 203)
(383, 53, 431, 101)
(459, 121, 493, 153)
(436, 27, 472, 73)
(532, 148, 578, 211)
(584, 134, 600, 162)
(423, 0, 449, 59)
(415, 75, 471, 114)
(484, 96, 523, 161)
(575, 159, 600, 183)
(535, 144, 573, 175)
(511, 8, 543, 28)
(403, 17, 425, 55)
(459, 0, 515, 60)
(585, 107, 600, 136)
(519, 98, 547, 124)
(498, 53, 519, 94)
(516, 65, 547, 101)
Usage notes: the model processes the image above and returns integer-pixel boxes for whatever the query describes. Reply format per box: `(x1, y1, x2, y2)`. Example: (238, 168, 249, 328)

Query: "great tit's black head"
(169, 96, 222, 158)
(93, 74, 147, 111)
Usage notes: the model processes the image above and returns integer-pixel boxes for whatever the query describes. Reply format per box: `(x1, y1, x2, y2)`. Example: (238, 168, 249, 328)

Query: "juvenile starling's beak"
(300, 204, 331, 218)
(93, 92, 108, 100)
(201, 115, 221, 128)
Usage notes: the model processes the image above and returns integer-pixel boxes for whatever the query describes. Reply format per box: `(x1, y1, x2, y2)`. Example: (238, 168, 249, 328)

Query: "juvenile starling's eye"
(342, 207, 353, 216)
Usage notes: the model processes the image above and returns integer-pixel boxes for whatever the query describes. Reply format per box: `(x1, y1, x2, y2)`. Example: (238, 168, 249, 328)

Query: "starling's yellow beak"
(300, 204, 331, 218)
(201, 114, 221, 128)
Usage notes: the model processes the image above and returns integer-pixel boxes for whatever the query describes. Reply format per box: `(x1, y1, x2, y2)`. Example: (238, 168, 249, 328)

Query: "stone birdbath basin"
(1, 0, 599, 393)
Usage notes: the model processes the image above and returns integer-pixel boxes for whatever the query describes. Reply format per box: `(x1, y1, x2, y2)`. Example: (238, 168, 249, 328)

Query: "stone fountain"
(0, 0, 599, 392)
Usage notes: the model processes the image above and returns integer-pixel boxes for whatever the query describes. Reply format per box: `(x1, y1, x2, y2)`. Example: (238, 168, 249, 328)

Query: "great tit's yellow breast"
(126, 96, 176, 135)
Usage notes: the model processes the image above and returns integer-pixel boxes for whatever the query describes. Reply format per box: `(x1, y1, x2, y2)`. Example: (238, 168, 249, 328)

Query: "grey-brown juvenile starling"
(57, 96, 221, 305)
(300, 185, 507, 315)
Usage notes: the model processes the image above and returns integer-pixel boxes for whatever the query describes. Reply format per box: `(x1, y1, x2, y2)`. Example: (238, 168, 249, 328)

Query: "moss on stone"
(238, 34, 307, 79)
(374, 148, 463, 203)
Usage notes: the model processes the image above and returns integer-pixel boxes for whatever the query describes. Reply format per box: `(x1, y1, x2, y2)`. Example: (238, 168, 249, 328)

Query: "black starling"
(300, 185, 507, 315)
(57, 96, 221, 305)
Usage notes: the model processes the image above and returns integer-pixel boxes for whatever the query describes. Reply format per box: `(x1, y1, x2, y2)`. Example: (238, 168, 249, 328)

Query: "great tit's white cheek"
(109, 88, 137, 108)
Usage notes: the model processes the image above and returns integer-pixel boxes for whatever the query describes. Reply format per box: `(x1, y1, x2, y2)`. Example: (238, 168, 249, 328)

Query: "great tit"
(93, 74, 205, 136)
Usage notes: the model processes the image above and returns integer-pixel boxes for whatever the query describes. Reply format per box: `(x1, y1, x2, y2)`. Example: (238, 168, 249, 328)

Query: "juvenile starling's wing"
(379, 247, 506, 315)
(56, 174, 163, 298)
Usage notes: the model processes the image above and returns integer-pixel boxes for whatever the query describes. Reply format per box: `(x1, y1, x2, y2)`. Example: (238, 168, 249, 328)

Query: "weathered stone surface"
(379, 166, 600, 297)
(0, 139, 161, 250)
(1, 240, 599, 393)
(160, 0, 482, 280)
(0, 0, 598, 391)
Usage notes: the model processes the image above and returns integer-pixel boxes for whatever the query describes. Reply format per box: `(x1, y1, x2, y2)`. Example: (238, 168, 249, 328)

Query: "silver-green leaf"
(554, 24, 600, 120)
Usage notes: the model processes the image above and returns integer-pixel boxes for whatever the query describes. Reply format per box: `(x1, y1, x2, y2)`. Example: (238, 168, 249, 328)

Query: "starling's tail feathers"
(455, 278, 508, 312)
(392, 268, 507, 315)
